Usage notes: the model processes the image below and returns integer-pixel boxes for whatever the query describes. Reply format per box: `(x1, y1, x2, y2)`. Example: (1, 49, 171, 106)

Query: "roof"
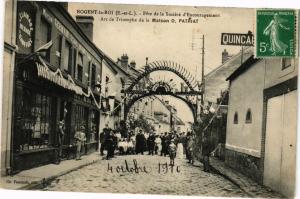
(226, 55, 261, 81)
(204, 47, 254, 103)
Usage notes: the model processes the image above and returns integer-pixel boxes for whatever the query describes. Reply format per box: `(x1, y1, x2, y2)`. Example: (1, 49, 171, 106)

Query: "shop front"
(12, 59, 100, 173)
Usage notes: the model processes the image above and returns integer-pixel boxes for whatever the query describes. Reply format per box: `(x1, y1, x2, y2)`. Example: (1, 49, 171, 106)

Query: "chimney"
(76, 15, 94, 41)
(222, 49, 229, 64)
(130, 60, 136, 68)
(121, 54, 129, 69)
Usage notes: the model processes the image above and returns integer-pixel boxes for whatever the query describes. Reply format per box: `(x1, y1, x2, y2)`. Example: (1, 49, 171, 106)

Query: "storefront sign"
(221, 32, 254, 46)
(18, 11, 34, 48)
(41, 8, 92, 60)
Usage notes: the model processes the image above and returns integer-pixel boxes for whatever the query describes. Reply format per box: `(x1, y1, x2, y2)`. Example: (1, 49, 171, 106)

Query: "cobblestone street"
(43, 155, 249, 197)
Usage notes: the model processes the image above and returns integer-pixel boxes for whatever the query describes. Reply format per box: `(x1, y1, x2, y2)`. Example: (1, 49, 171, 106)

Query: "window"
(245, 109, 252, 123)
(91, 64, 96, 88)
(13, 86, 53, 152)
(234, 112, 238, 124)
(55, 35, 63, 67)
(77, 53, 83, 81)
(282, 58, 291, 70)
(63, 40, 72, 73)
(40, 17, 51, 62)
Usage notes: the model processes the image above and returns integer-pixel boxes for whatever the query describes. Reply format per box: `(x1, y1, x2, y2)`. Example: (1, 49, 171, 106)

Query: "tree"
(128, 114, 155, 133)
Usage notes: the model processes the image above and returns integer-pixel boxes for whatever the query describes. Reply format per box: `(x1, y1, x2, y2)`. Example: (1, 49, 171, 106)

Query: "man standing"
(186, 133, 194, 164)
(147, 132, 155, 155)
(106, 131, 114, 160)
(202, 136, 211, 172)
(100, 123, 111, 156)
(136, 129, 146, 155)
(57, 120, 65, 163)
(161, 132, 167, 156)
(74, 126, 86, 160)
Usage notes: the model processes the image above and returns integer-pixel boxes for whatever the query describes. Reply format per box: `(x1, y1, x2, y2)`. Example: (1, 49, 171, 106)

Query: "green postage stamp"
(256, 9, 297, 57)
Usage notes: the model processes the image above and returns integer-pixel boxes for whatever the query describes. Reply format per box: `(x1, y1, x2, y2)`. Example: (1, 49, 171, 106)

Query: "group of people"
(99, 125, 212, 170)
(57, 121, 212, 172)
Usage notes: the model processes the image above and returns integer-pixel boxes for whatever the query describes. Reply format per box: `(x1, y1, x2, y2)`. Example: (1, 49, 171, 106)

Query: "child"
(168, 139, 177, 166)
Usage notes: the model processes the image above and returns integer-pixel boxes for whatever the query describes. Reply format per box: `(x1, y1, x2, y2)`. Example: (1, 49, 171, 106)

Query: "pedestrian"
(74, 125, 86, 160)
(161, 132, 167, 156)
(176, 133, 184, 159)
(154, 135, 162, 155)
(186, 133, 194, 164)
(202, 136, 211, 172)
(106, 131, 114, 160)
(135, 129, 146, 155)
(168, 139, 177, 166)
(101, 123, 111, 156)
(57, 120, 65, 163)
(147, 132, 155, 155)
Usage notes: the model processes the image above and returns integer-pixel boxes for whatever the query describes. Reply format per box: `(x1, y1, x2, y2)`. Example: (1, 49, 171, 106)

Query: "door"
(263, 90, 297, 197)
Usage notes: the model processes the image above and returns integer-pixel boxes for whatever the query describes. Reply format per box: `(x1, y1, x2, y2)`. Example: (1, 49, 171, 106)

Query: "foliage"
(128, 114, 155, 133)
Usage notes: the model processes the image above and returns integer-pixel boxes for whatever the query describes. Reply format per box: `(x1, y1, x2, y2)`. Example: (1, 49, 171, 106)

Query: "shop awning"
(35, 57, 101, 109)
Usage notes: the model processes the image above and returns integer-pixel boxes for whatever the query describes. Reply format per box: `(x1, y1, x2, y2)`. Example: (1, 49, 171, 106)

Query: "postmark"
(255, 9, 297, 57)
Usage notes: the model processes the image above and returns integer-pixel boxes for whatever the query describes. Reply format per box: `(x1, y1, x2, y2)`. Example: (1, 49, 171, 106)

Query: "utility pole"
(201, 35, 205, 109)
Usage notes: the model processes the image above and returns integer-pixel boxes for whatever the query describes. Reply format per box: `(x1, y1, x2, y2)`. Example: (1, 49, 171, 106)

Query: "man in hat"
(74, 125, 86, 160)
(57, 120, 65, 163)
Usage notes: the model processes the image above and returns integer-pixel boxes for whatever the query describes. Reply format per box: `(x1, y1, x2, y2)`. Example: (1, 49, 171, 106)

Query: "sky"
(68, 3, 255, 123)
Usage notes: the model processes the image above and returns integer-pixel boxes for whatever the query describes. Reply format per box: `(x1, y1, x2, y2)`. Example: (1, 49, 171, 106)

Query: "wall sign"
(221, 31, 254, 46)
(18, 11, 34, 48)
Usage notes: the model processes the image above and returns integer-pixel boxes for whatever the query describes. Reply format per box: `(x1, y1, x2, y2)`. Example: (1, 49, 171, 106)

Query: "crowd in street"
(97, 124, 212, 171)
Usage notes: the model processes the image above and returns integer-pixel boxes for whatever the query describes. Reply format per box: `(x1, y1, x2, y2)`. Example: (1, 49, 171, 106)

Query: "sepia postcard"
(0, 0, 299, 198)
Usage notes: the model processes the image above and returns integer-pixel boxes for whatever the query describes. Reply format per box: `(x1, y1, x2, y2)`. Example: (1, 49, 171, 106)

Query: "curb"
(20, 158, 101, 190)
(209, 163, 254, 197)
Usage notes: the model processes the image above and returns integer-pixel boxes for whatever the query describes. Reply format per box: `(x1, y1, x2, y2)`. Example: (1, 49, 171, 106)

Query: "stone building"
(2, 1, 106, 174)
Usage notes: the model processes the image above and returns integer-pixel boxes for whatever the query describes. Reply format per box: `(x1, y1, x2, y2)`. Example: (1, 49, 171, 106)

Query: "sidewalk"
(0, 152, 101, 190)
(209, 157, 284, 198)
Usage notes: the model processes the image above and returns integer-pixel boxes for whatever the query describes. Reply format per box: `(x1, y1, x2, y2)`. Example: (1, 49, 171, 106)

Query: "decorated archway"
(123, 60, 203, 125)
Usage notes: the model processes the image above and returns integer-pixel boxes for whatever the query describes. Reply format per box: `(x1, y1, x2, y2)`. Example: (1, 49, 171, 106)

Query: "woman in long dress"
(176, 134, 184, 159)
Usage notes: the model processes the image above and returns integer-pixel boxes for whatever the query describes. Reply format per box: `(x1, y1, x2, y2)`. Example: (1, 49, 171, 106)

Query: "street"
(43, 155, 249, 197)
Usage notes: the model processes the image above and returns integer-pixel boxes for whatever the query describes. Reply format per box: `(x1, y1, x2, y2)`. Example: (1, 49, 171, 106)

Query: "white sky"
(67, 3, 255, 123)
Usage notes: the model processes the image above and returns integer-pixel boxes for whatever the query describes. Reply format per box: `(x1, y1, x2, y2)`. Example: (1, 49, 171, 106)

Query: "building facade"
(225, 55, 298, 197)
(1, 0, 17, 176)
(8, 1, 103, 173)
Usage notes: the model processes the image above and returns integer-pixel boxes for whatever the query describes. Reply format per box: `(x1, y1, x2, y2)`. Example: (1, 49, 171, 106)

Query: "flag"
(36, 40, 53, 52)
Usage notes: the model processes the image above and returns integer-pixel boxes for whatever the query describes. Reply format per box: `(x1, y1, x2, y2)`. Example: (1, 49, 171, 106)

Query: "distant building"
(225, 55, 298, 197)
(205, 47, 252, 103)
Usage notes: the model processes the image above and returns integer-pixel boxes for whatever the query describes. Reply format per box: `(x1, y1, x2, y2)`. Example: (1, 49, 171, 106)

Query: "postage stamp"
(255, 9, 297, 57)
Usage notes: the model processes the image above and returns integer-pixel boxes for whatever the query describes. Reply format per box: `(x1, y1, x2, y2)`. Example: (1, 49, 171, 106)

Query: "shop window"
(245, 109, 252, 123)
(89, 109, 99, 142)
(63, 40, 72, 73)
(234, 112, 238, 124)
(74, 105, 88, 136)
(40, 17, 51, 62)
(13, 86, 53, 152)
(282, 58, 291, 70)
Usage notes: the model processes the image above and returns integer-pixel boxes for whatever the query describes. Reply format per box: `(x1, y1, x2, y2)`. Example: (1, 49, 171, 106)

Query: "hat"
(80, 125, 85, 130)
